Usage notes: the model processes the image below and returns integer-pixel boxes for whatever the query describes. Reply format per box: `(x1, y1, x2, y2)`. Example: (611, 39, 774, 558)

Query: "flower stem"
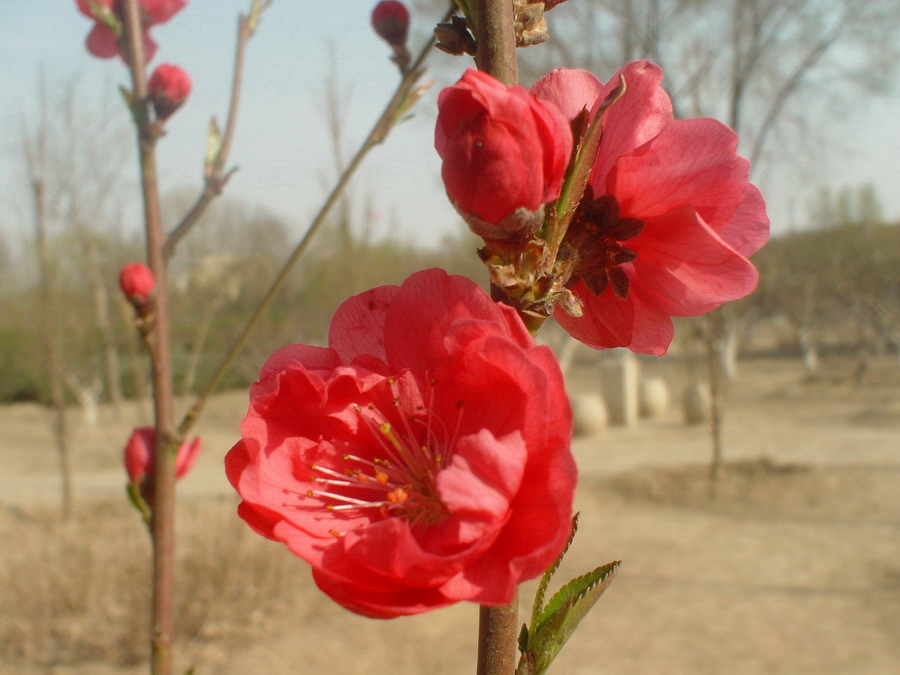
(477, 590, 520, 675)
(474, 1, 520, 673)
(120, 1, 177, 673)
(175, 6, 451, 438)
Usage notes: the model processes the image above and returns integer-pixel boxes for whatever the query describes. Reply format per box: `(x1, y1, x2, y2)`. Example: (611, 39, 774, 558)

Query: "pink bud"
(124, 427, 202, 485)
(148, 63, 192, 121)
(371, 1, 409, 47)
(119, 262, 155, 301)
(435, 69, 573, 240)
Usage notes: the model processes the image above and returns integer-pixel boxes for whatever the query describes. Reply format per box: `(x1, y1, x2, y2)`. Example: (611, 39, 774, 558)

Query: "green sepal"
(528, 560, 620, 674)
(125, 482, 152, 524)
(88, 1, 121, 36)
(118, 85, 140, 126)
(546, 74, 628, 243)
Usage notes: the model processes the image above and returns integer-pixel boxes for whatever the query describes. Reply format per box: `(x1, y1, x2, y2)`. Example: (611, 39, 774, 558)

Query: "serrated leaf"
(529, 561, 620, 674)
(531, 513, 579, 629)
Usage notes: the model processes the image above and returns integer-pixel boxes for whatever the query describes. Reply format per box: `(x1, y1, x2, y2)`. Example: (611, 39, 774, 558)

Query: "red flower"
(226, 268, 576, 618)
(124, 427, 201, 484)
(435, 70, 573, 240)
(531, 62, 769, 354)
(119, 262, 155, 301)
(149, 63, 191, 120)
(75, 0, 188, 62)
(371, 1, 409, 47)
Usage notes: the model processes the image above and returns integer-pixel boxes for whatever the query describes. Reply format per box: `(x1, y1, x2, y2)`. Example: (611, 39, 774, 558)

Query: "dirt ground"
(1, 354, 898, 674)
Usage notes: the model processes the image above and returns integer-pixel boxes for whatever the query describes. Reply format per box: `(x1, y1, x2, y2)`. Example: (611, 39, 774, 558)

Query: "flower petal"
(610, 118, 748, 230)
(717, 184, 770, 257)
(328, 284, 399, 364)
(631, 205, 759, 315)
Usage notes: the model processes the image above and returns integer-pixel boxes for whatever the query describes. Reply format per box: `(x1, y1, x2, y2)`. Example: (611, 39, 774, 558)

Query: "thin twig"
(176, 7, 450, 438)
(162, 0, 270, 261)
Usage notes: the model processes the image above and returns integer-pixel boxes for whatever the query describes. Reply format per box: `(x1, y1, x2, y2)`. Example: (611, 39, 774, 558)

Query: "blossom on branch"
(436, 70, 573, 241)
(149, 63, 191, 120)
(531, 61, 769, 354)
(226, 268, 576, 618)
(75, 0, 189, 62)
(124, 428, 201, 509)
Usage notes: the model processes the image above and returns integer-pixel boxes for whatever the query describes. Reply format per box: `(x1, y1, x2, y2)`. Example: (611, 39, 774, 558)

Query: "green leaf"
(205, 116, 222, 177)
(88, 1, 121, 35)
(118, 85, 140, 126)
(529, 560, 620, 674)
(531, 513, 579, 629)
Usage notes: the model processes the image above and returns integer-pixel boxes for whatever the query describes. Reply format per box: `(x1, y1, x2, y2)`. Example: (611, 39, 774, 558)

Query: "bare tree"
(18, 73, 73, 517)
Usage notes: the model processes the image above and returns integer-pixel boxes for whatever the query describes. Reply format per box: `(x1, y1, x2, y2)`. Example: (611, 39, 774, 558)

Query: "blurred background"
(1, 1, 898, 673)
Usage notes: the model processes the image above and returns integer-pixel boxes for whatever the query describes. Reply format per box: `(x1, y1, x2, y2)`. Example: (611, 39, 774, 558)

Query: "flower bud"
(148, 63, 192, 121)
(124, 427, 202, 485)
(435, 69, 573, 240)
(119, 262, 155, 302)
(371, 1, 409, 47)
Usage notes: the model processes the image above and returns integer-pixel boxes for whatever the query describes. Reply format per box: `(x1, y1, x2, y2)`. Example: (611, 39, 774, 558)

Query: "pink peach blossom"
(532, 61, 769, 354)
(226, 268, 576, 618)
(75, 0, 188, 62)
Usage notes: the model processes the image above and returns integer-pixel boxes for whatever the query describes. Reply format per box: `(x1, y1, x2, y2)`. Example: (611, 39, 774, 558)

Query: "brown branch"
(162, 1, 270, 261)
(472, 2, 520, 673)
(120, 1, 178, 674)
(473, 0, 518, 85)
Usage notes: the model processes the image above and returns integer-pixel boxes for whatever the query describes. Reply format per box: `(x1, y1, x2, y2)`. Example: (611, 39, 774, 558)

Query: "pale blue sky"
(2, 1, 899, 252)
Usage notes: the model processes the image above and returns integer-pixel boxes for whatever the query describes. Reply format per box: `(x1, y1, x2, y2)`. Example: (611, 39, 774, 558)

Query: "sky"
(2, 0, 899, 252)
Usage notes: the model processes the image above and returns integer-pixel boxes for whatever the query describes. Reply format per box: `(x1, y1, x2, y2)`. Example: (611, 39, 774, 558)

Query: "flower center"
(565, 187, 644, 298)
(287, 378, 461, 535)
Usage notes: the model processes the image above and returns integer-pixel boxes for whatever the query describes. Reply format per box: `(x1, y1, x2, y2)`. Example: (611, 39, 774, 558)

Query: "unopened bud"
(119, 262, 155, 302)
(148, 63, 192, 121)
(371, 1, 409, 47)
(124, 427, 202, 510)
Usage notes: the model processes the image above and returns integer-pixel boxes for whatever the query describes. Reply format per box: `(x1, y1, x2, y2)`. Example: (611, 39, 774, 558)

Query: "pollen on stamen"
(375, 469, 389, 486)
(329, 529, 345, 538)
(387, 487, 409, 504)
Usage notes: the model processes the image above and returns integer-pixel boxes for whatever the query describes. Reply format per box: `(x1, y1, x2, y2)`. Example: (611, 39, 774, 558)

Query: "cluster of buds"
(76, 2, 192, 126)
